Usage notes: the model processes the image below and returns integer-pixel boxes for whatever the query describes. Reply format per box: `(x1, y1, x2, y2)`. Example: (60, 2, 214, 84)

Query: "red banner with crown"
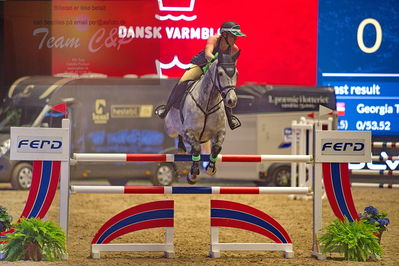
(50, 0, 317, 86)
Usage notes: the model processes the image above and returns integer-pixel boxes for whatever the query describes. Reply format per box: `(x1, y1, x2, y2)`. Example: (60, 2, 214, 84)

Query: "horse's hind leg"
(206, 130, 225, 176)
(184, 129, 201, 184)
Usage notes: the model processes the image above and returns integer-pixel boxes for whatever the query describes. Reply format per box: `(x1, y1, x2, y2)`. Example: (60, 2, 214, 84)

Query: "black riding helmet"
(220, 21, 247, 37)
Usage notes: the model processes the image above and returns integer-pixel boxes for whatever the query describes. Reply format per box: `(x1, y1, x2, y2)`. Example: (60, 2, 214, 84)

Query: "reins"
(185, 59, 235, 140)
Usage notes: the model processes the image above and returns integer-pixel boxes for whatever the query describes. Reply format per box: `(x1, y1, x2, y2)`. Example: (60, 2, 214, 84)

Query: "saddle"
(172, 80, 196, 109)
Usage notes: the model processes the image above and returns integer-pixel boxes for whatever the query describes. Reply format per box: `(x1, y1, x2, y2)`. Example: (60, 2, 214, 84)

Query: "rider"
(154, 21, 246, 130)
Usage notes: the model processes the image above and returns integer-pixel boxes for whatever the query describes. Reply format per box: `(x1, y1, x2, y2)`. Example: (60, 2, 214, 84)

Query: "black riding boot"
(225, 106, 241, 130)
(155, 81, 189, 119)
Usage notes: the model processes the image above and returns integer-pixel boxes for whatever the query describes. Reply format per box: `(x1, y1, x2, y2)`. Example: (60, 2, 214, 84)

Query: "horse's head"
(212, 51, 240, 108)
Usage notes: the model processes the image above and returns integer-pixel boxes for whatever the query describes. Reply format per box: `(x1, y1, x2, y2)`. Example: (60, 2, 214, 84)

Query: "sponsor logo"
(17, 136, 63, 153)
(92, 99, 110, 124)
(350, 151, 399, 171)
(321, 139, 365, 155)
(156, 0, 197, 21)
(111, 105, 153, 118)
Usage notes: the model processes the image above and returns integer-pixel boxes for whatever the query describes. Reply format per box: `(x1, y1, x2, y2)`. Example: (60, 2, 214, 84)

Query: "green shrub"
(1, 218, 66, 261)
(0, 206, 13, 233)
(319, 217, 382, 261)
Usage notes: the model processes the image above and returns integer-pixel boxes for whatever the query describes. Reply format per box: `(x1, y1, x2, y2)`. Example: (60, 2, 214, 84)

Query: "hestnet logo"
(321, 139, 365, 155)
(17, 136, 63, 154)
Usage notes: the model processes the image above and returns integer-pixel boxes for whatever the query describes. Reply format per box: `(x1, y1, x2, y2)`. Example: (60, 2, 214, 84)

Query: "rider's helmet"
(220, 21, 247, 37)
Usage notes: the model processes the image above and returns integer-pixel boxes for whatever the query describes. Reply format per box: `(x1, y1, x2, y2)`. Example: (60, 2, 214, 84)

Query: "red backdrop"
(51, 0, 317, 86)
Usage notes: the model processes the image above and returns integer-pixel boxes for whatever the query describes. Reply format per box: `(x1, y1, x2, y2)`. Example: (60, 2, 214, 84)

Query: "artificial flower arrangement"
(359, 206, 390, 243)
(318, 206, 390, 261)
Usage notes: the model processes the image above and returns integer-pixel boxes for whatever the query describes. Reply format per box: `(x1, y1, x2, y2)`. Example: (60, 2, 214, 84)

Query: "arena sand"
(0, 183, 398, 266)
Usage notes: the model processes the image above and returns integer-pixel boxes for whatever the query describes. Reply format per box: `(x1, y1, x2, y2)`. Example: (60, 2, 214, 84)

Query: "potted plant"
(359, 206, 390, 243)
(319, 217, 382, 261)
(0, 206, 13, 260)
(0, 206, 12, 233)
(1, 218, 66, 261)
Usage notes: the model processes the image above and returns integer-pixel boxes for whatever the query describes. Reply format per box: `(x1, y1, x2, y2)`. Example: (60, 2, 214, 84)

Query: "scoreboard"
(317, 0, 399, 136)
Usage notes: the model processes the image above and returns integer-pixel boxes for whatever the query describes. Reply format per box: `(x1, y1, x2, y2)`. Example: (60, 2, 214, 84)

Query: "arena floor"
(0, 183, 398, 265)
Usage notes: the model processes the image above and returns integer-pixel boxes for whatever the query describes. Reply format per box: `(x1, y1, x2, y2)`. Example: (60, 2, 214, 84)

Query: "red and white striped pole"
(73, 153, 312, 163)
(71, 186, 311, 194)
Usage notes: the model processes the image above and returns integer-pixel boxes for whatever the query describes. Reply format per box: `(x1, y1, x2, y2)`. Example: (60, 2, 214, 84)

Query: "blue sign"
(332, 81, 399, 136)
(317, 0, 399, 136)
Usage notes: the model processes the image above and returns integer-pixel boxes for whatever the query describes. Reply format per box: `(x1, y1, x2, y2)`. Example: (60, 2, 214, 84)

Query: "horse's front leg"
(206, 130, 225, 176)
(184, 129, 201, 184)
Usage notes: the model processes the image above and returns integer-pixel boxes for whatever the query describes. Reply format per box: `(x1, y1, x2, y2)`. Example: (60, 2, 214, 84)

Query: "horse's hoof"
(191, 166, 200, 176)
(187, 174, 197, 185)
(206, 165, 216, 176)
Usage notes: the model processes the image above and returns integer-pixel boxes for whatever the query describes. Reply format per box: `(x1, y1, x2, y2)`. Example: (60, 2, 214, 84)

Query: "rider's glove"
(202, 52, 219, 73)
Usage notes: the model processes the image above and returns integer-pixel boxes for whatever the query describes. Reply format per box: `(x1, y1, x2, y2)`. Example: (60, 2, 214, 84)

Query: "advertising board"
(10, 127, 70, 161)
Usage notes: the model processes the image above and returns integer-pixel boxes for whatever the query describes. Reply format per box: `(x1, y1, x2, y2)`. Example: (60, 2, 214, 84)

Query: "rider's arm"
(204, 36, 218, 60)
(232, 44, 239, 55)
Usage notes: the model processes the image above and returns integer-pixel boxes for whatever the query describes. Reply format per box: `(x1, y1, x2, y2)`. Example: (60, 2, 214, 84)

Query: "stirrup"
(155, 105, 167, 119)
(228, 115, 241, 130)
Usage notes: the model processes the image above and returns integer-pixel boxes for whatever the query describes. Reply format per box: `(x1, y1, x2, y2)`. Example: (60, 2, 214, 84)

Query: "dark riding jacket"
(190, 38, 222, 68)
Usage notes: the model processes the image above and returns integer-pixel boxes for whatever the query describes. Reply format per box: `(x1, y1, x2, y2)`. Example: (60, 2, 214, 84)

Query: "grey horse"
(164, 51, 240, 184)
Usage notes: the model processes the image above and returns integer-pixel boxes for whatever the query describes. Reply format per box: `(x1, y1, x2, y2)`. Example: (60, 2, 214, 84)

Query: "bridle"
(215, 62, 237, 99)
(185, 58, 237, 140)
(209, 59, 237, 100)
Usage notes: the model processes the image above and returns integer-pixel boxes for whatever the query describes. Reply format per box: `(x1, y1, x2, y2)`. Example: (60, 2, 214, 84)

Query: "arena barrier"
(8, 114, 373, 260)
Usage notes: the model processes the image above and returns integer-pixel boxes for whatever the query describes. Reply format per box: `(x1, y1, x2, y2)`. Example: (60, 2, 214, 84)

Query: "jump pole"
(372, 141, 398, 148)
(70, 186, 311, 194)
(73, 153, 312, 163)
